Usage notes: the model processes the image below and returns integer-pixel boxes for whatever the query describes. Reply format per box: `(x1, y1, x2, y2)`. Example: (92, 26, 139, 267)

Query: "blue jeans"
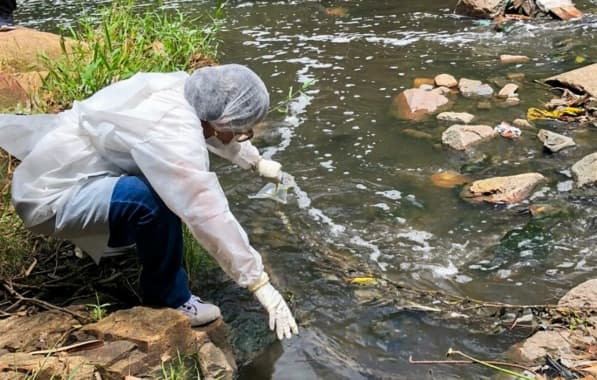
(108, 176, 191, 308)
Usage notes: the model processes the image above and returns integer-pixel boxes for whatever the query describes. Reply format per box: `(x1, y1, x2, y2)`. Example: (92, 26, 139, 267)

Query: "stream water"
(18, 0, 597, 378)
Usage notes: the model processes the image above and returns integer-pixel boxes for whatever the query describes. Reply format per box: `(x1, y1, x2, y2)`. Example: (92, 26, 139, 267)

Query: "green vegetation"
(160, 351, 201, 380)
(86, 293, 111, 321)
(39, 0, 224, 111)
(183, 225, 220, 290)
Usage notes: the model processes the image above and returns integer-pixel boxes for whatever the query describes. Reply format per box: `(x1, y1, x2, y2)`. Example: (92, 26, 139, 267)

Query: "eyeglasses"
(234, 129, 254, 143)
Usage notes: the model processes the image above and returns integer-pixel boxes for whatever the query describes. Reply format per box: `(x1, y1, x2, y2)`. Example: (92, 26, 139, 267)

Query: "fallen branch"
(29, 339, 104, 355)
(447, 348, 536, 380)
(2, 281, 90, 323)
(409, 355, 538, 373)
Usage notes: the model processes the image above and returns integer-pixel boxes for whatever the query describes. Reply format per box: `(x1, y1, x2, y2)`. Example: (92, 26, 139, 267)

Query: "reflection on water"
(18, 0, 597, 378)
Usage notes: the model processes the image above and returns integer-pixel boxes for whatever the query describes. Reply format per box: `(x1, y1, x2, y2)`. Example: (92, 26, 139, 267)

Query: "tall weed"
(40, 0, 223, 110)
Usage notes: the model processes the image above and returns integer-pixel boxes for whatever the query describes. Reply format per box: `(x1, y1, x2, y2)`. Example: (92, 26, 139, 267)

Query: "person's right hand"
(252, 278, 299, 340)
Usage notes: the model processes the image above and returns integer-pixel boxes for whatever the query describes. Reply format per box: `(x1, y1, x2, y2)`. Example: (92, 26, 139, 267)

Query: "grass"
(39, 0, 223, 111)
(183, 225, 220, 291)
(160, 351, 201, 380)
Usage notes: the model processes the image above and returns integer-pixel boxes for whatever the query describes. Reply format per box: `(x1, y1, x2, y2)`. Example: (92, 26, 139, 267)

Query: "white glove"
(251, 275, 299, 340)
(256, 159, 282, 181)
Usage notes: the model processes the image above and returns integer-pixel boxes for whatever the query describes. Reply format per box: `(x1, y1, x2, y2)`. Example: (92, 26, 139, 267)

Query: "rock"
(0, 72, 29, 109)
(82, 306, 195, 355)
(509, 330, 576, 364)
(12, 71, 46, 97)
(73, 340, 137, 367)
(434, 74, 458, 88)
(506, 72, 526, 81)
(431, 171, 471, 188)
(500, 55, 530, 64)
(402, 128, 433, 140)
(441, 124, 497, 150)
(558, 279, 597, 308)
(477, 100, 492, 110)
(419, 84, 434, 91)
(454, 0, 505, 18)
(431, 86, 451, 96)
(413, 78, 435, 88)
(513, 118, 533, 129)
(458, 78, 494, 98)
(544, 63, 597, 98)
(495, 97, 520, 108)
(197, 342, 235, 380)
(0, 310, 79, 352)
(571, 152, 597, 187)
(537, 129, 576, 152)
(462, 173, 546, 204)
(104, 349, 150, 379)
(497, 83, 519, 99)
(437, 112, 475, 124)
(392, 88, 449, 121)
(0, 28, 78, 73)
(195, 318, 236, 374)
(0, 352, 95, 380)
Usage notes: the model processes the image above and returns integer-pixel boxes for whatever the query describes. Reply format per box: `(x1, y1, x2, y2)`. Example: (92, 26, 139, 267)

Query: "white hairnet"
(184, 64, 270, 133)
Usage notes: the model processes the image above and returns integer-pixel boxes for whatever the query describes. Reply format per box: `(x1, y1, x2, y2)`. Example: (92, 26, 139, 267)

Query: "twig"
(29, 340, 103, 355)
(409, 356, 538, 373)
(447, 348, 536, 380)
(24, 258, 37, 277)
(2, 281, 90, 322)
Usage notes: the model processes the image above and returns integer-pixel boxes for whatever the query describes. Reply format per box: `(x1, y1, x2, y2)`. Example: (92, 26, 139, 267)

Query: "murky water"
(18, 0, 597, 378)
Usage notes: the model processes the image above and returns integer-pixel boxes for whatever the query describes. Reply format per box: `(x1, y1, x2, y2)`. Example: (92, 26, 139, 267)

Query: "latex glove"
(256, 159, 282, 181)
(252, 279, 299, 340)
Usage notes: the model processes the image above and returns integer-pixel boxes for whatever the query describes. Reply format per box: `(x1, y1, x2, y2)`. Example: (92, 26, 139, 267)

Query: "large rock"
(0, 28, 76, 73)
(544, 63, 597, 98)
(454, 0, 505, 18)
(462, 173, 546, 204)
(0, 352, 95, 380)
(509, 330, 577, 364)
(509, 278, 597, 365)
(0, 310, 79, 352)
(82, 307, 195, 355)
(441, 124, 497, 150)
(0, 72, 29, 109)
(392, 88, 449, 121)
(571, 152, 597, 187)
(197, 342, 235, 380)
(458, 78, 494, 98)
(559, 279, 597, 308)
(537, 129, 576, 152)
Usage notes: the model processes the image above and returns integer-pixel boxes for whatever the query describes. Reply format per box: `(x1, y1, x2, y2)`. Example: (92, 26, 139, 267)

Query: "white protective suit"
(0, 71, 266, 288)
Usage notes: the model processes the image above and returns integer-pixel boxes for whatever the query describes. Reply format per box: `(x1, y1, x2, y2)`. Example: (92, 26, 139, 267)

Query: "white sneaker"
(177, 295, 221, 326)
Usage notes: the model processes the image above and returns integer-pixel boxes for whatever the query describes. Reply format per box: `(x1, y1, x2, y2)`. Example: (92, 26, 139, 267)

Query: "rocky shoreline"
(0, 306, 236, 379)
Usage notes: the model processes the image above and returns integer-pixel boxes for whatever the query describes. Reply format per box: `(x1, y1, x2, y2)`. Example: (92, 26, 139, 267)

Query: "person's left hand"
(256, 159, 282, 181)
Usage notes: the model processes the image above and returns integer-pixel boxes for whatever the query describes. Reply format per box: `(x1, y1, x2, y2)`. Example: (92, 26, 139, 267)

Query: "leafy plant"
(39, 0, 224, 111)
(86, 293, 111, 322)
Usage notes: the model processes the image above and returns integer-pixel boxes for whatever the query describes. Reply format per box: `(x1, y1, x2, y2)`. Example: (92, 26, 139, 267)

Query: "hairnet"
(184, 64, 270, 133)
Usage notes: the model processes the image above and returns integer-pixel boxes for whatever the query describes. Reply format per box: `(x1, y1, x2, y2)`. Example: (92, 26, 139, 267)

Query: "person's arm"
(206, 137, 282, 180)
(131, 106, 298, 339)
(130, 106, 264, 286)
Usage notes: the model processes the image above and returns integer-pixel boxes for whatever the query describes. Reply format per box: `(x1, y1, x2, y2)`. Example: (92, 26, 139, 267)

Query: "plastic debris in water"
(494, 122, 521, 139)
(249, 172, 294, 204)
(348, 277, 376, 285)
(527, 106, 584, 121)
